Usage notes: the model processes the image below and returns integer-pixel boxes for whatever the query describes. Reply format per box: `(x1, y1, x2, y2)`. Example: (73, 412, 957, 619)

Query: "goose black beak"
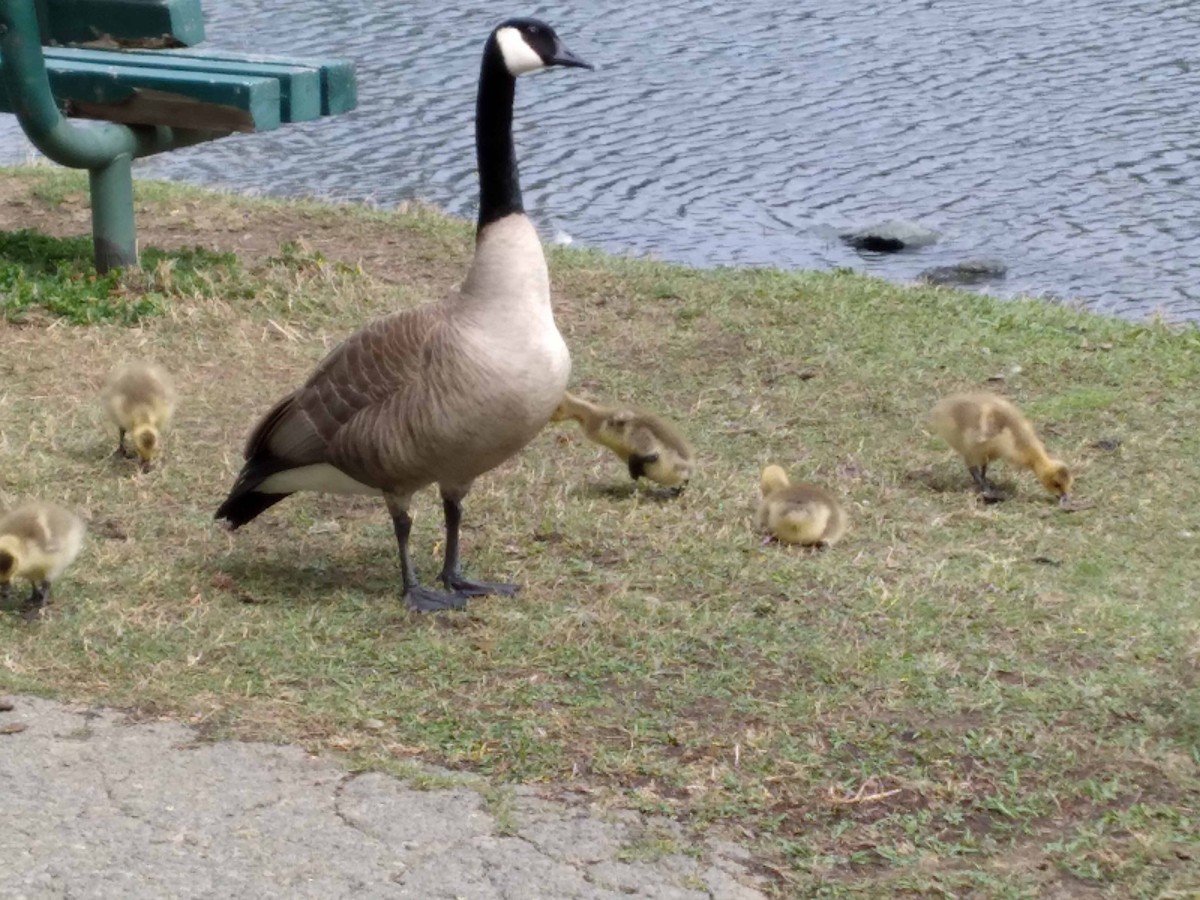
(1058, 493, 1071, 508)
(550, 41, 593, 70)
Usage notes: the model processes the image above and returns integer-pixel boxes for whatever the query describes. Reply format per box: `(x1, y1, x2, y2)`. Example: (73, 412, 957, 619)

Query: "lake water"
(4, 0, 1199, 321)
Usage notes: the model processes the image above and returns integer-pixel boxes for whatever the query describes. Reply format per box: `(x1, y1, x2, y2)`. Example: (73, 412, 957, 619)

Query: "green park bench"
(0, 0, 357, 271)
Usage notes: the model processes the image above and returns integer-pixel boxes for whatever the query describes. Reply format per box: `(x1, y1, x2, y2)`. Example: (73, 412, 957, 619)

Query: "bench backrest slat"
(35, 0, 205, 47)
(169, 48, 357, 116)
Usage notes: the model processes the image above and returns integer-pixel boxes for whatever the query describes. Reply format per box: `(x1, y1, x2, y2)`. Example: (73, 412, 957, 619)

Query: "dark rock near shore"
(917, 258, 1008, 286)
(839, 220, 940, 253)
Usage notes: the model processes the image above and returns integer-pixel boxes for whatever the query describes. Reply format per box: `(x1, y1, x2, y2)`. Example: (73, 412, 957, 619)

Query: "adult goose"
(215, 18, 592, 611)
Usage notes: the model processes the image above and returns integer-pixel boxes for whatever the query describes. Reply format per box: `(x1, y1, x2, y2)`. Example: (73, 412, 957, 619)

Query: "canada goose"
(550, 392, 694, 492)
(0, 502, 86, 617)
(755, 465, 847, 547)
(928, 392, 1073, 504)
(215, 19, 592, 612)
(104, 362, 175, 472)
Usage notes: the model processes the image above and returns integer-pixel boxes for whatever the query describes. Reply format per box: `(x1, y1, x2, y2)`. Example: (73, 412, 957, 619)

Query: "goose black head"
(0, 538, 18, 582)
(492, 18, 593, 76)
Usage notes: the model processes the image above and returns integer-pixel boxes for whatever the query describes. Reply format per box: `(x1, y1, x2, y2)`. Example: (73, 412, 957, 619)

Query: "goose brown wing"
(246, 308, 441, 472)
(641, 414, 692, 459)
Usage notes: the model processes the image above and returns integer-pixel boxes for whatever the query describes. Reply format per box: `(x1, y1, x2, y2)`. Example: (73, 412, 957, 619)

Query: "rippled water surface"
(4, 0, 1199, 320)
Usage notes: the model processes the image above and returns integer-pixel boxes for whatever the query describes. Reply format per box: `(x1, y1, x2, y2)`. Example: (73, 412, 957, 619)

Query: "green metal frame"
(0, 0, 225, 270)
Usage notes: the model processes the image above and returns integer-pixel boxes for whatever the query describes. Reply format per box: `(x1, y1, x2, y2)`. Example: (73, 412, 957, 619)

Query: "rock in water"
(839, 220, 940, 252)
(918, 258, 1008, 286)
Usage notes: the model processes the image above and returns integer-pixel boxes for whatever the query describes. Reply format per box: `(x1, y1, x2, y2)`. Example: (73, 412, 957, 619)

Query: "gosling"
(0, 502, 86, 617)
(755, 464, 847, 547)
(928, 392, 1073, 505)
(551, 392, 694, 492)
(104, 362, 175, 472)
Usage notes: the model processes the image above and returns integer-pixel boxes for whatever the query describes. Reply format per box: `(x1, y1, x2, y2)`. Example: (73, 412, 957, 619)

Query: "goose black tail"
(215, 459, 291, 529)
(215, 490, 290, 530)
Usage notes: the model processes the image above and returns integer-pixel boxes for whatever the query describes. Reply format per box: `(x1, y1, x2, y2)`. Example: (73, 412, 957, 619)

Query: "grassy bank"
(0, 165, 1198, 896)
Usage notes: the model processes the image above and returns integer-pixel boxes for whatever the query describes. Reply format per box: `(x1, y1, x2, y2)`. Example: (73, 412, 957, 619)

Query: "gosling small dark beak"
(550, 41, 593, 70)
(1058, 494, 1071, 508)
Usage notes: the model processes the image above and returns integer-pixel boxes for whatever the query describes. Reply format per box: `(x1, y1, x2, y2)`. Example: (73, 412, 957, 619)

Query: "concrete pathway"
(0, 697, 769, 899)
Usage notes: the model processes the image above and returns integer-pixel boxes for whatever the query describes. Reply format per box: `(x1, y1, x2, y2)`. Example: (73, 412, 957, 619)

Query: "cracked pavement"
(0, 697, 769, 899)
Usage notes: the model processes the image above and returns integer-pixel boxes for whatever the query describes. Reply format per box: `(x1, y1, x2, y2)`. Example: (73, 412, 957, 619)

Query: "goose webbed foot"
(440, 571, 519, 598)
(404, 584, 468, 613)
(969, 465, 1004, 503)
(21, 581, 50, 621)
(648, 483, 686, 500)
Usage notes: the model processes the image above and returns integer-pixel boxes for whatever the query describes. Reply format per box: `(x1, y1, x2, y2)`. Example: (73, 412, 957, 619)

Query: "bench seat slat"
(169, 48, 357, 116)
(43, 47, 322, 122)
(0, 55, 282, 132)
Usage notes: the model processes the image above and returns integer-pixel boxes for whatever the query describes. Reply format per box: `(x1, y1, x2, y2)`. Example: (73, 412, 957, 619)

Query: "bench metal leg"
(88, 153, 137, 272)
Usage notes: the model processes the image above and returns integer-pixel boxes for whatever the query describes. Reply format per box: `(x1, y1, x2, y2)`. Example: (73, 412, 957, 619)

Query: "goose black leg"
(970, 464, 1004, 503)
(438, 491, 518, 598)
(21, 580, 50, 621)
(389, 507, 465, 612)
(113, 428, 134, 460)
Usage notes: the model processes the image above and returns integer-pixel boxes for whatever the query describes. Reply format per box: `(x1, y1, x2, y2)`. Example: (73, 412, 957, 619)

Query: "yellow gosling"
(104, 362, 176, 472)
(929, 392, 1073, 505)
(552, 391, 694, 492)
(755, 464, 847, 547)
(0, 501, 86, 618)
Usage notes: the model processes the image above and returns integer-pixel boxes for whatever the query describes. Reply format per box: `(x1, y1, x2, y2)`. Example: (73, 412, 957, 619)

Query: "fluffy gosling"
(756, 464, 847, 547)
(551, 392, 694, 492)
(104, 362, 176, 472)
(0, 502, 86, 617)
(929, 392, 1073, 505)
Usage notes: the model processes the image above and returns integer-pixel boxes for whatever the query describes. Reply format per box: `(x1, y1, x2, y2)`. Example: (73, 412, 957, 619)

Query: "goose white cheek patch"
(496, 27, 545, 75)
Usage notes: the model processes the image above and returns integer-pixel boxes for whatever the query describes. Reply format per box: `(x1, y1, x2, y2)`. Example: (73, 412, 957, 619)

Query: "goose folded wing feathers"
(628, 422, 660, 458)
(978, 406, 1004, 443)
(246, 310, 440, 476)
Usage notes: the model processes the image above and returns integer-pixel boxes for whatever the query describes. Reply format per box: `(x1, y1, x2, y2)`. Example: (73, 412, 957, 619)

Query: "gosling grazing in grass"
(215, 19, 592, 612)
(0, 502, 86, 617)
(551, 392, 695, 493)
(104, 362, 175, 472)
(755, 465, 847, 547)
(928, 392, 1073, 505)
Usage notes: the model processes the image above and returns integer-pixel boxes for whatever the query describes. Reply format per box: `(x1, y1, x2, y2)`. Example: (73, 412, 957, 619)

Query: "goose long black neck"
(475, 49, 522, 233)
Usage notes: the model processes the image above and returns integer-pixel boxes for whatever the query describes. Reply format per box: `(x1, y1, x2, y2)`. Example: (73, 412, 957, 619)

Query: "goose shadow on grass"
(0, 587, 41, 620)
(209, 552, 404, 608)
(571, 480, 686, 503)
(905, 463, 1017, 501)
(59, 439, 136, 470)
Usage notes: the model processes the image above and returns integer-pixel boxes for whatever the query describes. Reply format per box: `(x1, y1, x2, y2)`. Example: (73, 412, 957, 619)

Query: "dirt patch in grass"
(1, 165, 1200, 895)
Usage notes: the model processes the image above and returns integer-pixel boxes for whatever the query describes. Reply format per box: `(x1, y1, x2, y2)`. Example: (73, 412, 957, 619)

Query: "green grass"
(0, 165, 1199, 896)
(0, 227, 245, 324)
